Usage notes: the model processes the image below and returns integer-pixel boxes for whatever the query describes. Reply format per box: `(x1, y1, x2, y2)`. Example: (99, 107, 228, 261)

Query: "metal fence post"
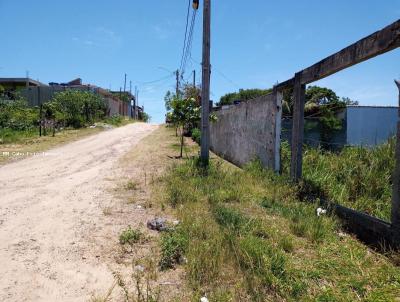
(392, 79, 400, 231)
(290, 72, 306, 181)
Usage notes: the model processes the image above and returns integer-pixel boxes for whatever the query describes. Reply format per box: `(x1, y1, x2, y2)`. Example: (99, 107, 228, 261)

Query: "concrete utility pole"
(129, 81, 133, 118)
(176, 69, 180, 98)
(200, 0, 211, 165)
(123, 73, 127, 93)
(134, 86, 138, 120)
(136, 89, 139, 119)
(392, 79, 400, 229)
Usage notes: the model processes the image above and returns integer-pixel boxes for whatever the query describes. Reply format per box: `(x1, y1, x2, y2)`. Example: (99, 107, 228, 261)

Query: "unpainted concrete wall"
(210, 93, 281, 170)
(20, 86, 129, 117)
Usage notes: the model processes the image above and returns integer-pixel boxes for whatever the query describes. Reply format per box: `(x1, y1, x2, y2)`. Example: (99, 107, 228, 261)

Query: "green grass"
(119, 226, 143, 246)
(281, 139, 395, 221)
(0, 127, 38, 144)
(158, 156, 400, 301)
(159, 226, 188, 270)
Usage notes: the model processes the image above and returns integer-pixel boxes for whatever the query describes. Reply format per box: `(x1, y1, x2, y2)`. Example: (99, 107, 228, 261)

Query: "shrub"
(159, 227, 188, 270)
(105, 114, 123, 126)
(191, 127, 201, 144)
(119, 226, 143, 245)
(139, 111, 151, 123)
(0, 99, 39, 131)
(52, 90, 107, 128)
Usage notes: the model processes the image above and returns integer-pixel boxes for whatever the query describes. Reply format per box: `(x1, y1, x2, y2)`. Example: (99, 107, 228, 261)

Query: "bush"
(52, 90, 107, 128)
(0, 99, 39, 131)
(159, 227, 188, 270)
(139, 111, 151, 123)
(191, 128, 201, 144)
(105, 114, 123, 126)
(119, 226, 143, 245)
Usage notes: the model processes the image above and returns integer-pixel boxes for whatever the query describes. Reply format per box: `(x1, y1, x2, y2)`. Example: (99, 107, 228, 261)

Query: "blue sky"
(0, 0, 399, 123)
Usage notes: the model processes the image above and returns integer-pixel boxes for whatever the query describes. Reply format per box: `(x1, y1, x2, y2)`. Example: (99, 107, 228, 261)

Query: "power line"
(179, 0, 191, 73)
(182, 11, 195, 72)
(136, 74, 175, 86)
(181, 10, 197, 76)
(190, 57, 239, 89)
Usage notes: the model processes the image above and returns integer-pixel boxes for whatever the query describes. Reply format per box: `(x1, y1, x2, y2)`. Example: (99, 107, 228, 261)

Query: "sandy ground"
(0, 123, 161, 301)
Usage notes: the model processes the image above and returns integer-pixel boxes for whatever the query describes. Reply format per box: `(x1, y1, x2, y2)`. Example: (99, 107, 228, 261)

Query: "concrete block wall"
(20, 86, 129, 117)
(210, 93, 281, 171)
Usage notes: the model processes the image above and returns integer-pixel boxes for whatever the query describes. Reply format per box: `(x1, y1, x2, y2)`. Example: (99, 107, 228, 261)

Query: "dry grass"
(0, 127, 103, 165)
(91, 126, 193, 302)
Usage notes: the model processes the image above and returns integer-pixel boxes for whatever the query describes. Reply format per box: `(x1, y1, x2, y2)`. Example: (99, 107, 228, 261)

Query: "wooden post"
(290, 72, 306, 181)
(392, 79, 400, 229)
(200, 0, 211, 165)
(39, 104, 42, 137)
(273, 87, 283, 173)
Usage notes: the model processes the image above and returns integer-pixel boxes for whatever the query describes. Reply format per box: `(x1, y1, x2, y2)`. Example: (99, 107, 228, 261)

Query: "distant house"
(1, 76, 141, 118)
(0, 78, 47, 99)
(0, 78, 47, 90)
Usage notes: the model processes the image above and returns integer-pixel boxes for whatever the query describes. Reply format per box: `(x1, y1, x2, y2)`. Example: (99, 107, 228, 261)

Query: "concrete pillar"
(273, 87, 283, 173)
(290, 72, 306, 181)
(392, 79, 400, 229)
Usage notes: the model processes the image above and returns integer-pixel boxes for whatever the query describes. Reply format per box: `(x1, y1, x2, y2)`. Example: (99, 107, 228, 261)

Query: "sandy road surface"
(0, 123, 158, 301)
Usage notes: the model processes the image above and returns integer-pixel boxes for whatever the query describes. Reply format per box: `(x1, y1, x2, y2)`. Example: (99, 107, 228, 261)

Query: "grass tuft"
(119, 226, 143, 246)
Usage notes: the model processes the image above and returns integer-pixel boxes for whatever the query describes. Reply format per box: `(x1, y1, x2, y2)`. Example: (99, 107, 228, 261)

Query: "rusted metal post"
(392, 79, 400, 229)
(290, 72, 306, 181)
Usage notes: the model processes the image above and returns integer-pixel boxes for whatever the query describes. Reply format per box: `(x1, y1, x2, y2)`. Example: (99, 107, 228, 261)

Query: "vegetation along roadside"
(0, 90, 140, 165)
(154, 131, 400, 301)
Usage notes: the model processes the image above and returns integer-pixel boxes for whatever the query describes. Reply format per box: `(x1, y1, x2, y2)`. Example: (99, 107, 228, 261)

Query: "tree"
(221, 85, 357, 139)
(139, 111, 151, 123)
(165, 82, 215, 157)
(169, 96, 201, 158)
(164, 84, 201, 111)
(52, 90, 107, 128)
(217, 88, 272, 106)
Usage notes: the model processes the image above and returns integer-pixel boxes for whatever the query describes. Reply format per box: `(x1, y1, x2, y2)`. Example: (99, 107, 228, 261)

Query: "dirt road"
(0, 123, 159, 301)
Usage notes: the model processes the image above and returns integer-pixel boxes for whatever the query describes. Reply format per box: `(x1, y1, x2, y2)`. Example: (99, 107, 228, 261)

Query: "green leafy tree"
(52, 90, 107, 128)
(139, 111, 151, 123)
(169, 96, 201, 157)
(217, 88, 272, 106)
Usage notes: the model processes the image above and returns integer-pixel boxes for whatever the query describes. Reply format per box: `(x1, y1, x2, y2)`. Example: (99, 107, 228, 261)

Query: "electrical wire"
(180, 9, 197, 77)
(184, 11, 196, 73)
(190, 57, 240, 89)
(137, 74, 175, 86)
(179, 0, 191, 73)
